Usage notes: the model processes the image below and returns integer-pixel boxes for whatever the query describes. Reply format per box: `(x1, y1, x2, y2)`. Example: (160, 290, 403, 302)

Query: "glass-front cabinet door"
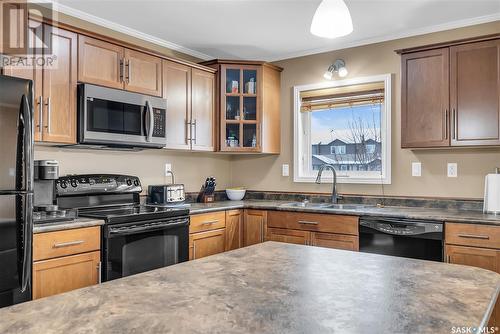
(221, 65, 261, 151)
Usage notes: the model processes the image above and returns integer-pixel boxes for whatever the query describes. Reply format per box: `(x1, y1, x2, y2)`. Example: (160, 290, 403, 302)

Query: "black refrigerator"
(0, 75, 34, 307)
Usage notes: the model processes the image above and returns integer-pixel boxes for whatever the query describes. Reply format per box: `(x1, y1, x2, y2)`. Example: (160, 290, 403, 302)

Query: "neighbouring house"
(312, 138, 381, 171)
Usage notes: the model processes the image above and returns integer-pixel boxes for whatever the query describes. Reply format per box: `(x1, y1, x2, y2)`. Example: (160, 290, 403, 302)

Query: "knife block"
(200, 194, 215, 203)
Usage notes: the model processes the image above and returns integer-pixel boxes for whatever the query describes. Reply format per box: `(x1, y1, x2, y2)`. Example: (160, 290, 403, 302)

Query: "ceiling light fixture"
(310, 0, 353, 39)
(323, 59, 348, 80)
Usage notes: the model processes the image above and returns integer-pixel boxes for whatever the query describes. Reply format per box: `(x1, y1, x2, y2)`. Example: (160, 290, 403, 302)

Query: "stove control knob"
(70, 180, 78, 188)
(133, 179, 140, 186)
(126, 179, 132, 186)
(60, 181, 67, 189)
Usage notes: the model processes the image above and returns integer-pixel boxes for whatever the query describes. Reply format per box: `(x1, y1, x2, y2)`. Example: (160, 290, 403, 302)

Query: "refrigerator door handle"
(20, 194, 33, 292)
(21, 94, 34, 192)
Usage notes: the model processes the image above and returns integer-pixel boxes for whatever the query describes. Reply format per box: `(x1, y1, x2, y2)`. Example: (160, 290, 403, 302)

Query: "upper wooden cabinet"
(450, 39, 500, 146)
(78, 35, 162, 97)
(401, 48, 450, 148)
(3, 23, 77, 144)
(399, 35, 500, 148)
(163, 60, 215, 151)
(201, 60, 282, 153)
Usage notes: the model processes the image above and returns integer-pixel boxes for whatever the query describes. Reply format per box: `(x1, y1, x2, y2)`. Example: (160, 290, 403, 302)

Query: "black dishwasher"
(359, 217, 444, 262)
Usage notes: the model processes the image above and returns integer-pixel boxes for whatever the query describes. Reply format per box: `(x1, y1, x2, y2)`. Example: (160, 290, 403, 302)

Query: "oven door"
(103, 216, 189, 281)
(78, 84, 166, 148)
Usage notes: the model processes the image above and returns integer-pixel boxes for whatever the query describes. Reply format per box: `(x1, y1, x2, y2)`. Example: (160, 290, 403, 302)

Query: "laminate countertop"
(0, 242, 498, 333)
(33, 218, 105, 234)
(189, 200, 500, 225)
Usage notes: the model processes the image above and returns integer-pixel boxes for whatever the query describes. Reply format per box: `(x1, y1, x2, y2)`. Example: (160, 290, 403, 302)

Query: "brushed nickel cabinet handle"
(298, 220, 319, 225)
(37, 96, 43, 132)
(444, 109, 449, 140)
(452, 108, 457, 140)
(457, 233, 490, 240)
(126, 60, 131, 83)
(185, 119, 191, 144)
(201, 220, 218, 226)
(97, 262, 102, 284)
(44, 97, 51, 133)
(119, 59, 124, 82)
(53, 240, 84, 248)
(192, 119, 197, 145)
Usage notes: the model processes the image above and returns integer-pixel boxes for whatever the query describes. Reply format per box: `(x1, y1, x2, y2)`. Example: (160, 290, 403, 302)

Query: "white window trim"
(293, 74, 392, 184)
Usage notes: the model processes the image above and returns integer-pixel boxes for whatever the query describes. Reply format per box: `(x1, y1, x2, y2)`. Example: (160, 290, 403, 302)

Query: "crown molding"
(32, 0, 214, 61)
(269, 13, 500, 62)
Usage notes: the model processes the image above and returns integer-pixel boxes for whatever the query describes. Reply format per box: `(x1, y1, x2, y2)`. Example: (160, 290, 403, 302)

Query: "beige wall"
(231, 21, 500, 200)
(35, 146, 232, 194)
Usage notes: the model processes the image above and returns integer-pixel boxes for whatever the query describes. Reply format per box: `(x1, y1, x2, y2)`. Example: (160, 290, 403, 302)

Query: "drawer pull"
(53, 240, 84, 248)
(298, 220, 319, 225)
(200, 220, 219, 226)
(457, 233, 490, 240)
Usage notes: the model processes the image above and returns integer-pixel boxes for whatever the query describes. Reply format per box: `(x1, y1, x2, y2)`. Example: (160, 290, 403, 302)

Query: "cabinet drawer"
(33, 226, 101, 261)
(446, 223, 500, 249)
(190, 211, 226, 233)
(267, 211, 358, 235)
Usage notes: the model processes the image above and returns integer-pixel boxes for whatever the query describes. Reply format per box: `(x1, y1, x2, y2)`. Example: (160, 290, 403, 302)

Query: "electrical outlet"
(164, 163, 172, 176)
(282, 164, 289, 177)
(411, 162, 421, 177)
(447, 163, 458, 178)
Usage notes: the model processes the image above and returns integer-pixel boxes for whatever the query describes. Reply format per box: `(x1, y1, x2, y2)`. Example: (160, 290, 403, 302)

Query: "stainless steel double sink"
(279, 202, 372, 210)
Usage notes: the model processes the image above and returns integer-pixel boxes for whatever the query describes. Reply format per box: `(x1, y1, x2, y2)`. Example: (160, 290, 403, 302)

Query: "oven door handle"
(108, 219, 189, 236)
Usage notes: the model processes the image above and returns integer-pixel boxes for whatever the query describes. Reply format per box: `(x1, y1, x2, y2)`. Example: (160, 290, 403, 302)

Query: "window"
(293, 74, 391, 184)
(330, 145, 346, 155)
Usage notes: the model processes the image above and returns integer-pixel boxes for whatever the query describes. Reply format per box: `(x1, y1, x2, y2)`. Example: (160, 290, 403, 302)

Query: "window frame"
(293, 74, 392, 184)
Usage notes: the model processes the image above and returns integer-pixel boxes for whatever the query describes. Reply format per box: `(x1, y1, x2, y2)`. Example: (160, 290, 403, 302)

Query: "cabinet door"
(2, 20, 43, 141)
(401, 48, 450, 148)
(189, 229, 225, 260)
(163, 60, 191, 150)
(42, 26, 77, 143)
(243, 209, 267, 247)
(32, 251, 100, 299)
(191, 68, 215, 151)
(446, 245, 500, 327)
(78, 35, 124, 89)
(225, 210, 243, 251)
(124, 49, 162, 97)
(311, 232, 359, 251)
(450, 40, 500, 146)
(267, 228, 310, 245)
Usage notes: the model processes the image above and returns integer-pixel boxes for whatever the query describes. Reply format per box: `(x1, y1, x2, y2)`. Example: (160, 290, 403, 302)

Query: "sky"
(311, 104, 381, 144)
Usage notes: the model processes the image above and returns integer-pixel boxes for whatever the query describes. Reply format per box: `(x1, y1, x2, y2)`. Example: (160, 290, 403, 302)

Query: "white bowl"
(226, 188, 246, 201)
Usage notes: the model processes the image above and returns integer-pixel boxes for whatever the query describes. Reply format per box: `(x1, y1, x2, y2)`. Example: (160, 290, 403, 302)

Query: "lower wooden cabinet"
(243, 209, 267, 246)
(32, 251, 100, 299)
(32, 226, 101, 299)
(225, 210, 243, 251)
(267, 228, 309, 245)
(189, 229, 225, 260)
(310, 232, 359, 251)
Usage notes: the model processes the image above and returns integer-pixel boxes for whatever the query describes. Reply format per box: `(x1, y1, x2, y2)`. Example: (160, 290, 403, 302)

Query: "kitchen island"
(0, 242, 499, 333)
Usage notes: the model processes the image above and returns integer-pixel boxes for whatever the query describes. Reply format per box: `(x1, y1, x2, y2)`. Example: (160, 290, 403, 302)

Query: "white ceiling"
(50, 0, 500, 61)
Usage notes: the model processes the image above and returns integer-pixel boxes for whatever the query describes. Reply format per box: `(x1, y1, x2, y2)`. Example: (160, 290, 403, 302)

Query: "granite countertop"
(189, 199, 500, 225)
(33, 218, 105, 234)
(0, 242, 498, 333)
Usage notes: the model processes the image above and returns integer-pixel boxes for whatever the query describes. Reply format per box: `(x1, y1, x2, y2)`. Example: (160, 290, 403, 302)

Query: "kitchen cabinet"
(310, 232, 359, 251)
(243, 209, 268, 246)
(189, 229, 225, 260)
(450, 39, 500, 146)
(3, 23, 77, 144)
(78, 35, 162, 97)
(401, 48, 450, 148)
(267, 227, 309, 245)
(201, 60, 282, 153)
(163, 61, 215, 151)
(225, 210, 243, 251)
(189, 211, 226, 234)
(445, 222, 500, 327)
(32, 226, 101, 299)
(399, 36, 500, 148)
(32, 251, 100, 300)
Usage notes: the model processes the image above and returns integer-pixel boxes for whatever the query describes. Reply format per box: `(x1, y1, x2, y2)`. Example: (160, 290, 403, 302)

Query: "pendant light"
(310, 0, 353, 39)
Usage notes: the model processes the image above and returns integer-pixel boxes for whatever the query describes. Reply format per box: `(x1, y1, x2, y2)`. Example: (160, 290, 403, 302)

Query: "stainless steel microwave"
(77, 84, 167, 148)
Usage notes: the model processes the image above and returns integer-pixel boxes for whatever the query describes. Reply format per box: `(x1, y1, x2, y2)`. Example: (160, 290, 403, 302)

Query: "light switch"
(411, 162, 421, 177)
(447, 163, 458, 178)
(282, 164, 289, 177)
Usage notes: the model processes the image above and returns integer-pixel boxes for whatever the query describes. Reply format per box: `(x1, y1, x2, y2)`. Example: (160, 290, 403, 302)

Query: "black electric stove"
(56, 174, 190, 282)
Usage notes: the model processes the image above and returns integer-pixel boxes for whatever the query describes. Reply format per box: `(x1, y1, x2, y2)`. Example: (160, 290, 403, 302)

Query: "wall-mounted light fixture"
(323, 59, 348, 80)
